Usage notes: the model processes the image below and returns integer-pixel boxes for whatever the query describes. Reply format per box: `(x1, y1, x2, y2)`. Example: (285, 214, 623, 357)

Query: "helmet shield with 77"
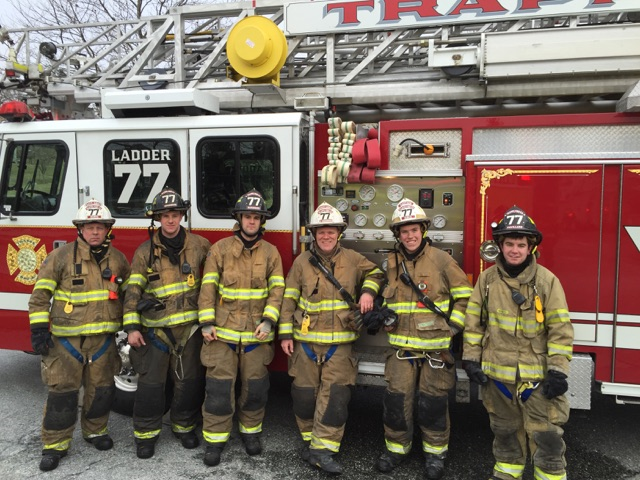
(390, 198, 430, 236)
(146, 187, 190, 218)
(491, 205, 543, 246)
(308, 202, 347, 232)
(73, 199, 115, 226)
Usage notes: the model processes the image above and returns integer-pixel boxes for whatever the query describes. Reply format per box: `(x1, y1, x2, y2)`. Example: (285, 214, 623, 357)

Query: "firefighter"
(376, 198, 472, 480)
(28, 199, 130, 472)
(198, 190, 285, 467)
(279, 202, 385, 475)
(463, 205, 573, 480)
(123, 187, 211, 459)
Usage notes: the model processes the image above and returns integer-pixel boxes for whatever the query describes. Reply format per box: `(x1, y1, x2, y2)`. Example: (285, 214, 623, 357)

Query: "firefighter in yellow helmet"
(279, 202, 385, 474)
(123, 187, 211, 459)
(376, 198, 472, 480)
(198, 190, 285, 467)
(463, 205, 573, 480)
(28, 199, 130, 472)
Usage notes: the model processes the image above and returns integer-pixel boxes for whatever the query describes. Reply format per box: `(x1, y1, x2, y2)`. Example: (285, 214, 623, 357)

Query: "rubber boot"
(301, 441, 311, 462)
(241, 433, 262, 456)
(424, 452, 447, 480)
(136, 439, 156, 459)
(174, 430, 199, 449)
(39, 450, 67, 472)
(204, 444, 224, 466)
(85, 434, 114, 451)
(377, 451, 406, 472)
(308, 449, 343, 475)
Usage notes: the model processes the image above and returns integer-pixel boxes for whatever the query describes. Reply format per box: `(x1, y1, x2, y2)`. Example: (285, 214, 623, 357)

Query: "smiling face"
(80, 222, 109, 247)
(398, 223, 423, 254)
(314, 226, 340, 254)
(159, 211, 184, 238)
(500, 236, 533, 266)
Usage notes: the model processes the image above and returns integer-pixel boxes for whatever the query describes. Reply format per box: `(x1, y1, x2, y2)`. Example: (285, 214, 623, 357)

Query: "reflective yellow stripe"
(203, 430, 230, 444)
(239, 422, 262, 434)
(134, 429, 161, 440)
(422, 441, 447, 454)
(385, 439, 411, 454)
(310, 436, 340, 452)
(388, 333, 451, 351)
(495, 461, 525, 478)
(534, 466, 566, 480)
(293, 329, 357, 344)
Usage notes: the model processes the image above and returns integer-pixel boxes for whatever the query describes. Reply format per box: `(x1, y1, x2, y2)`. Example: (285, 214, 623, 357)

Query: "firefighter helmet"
(72, 199, 115, 226)
(307, 202, 347, 232)
(390, 198, 430, 236)
(491, 205, 543, 246)
(232, 189, 270, 220)
(146, 187, 190, 218)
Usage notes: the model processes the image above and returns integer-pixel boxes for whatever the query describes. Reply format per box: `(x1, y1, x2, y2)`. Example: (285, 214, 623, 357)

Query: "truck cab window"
(103, 139, 180, 217)
(197, 137, 280, 218)
(0, 142, 68, 215)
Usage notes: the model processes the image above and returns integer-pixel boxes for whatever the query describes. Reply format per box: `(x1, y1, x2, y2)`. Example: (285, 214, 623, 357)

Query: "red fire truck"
(1, 0, 640, 410)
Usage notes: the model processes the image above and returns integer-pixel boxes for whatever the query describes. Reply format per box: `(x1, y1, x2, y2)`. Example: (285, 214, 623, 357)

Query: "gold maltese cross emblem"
(7, 235, 47, 285)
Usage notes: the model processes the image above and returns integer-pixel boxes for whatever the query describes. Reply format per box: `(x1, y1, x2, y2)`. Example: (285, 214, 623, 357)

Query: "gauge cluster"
(318, 176, 465, 268)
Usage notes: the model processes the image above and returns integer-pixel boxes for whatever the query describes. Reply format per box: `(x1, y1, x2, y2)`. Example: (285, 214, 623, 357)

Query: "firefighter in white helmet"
(123, 187, 211, 459)
(463, 205, 573, 480)
(376, 198, 472, 480)
(198, 190, 285, 467)
(28, 199, 130, 472)
(279, 202, 385, 474)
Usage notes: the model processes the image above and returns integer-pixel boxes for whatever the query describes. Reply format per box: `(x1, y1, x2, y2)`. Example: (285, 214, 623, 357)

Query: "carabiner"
(174, 353, 185, 381)
(426, 352, 445, 369)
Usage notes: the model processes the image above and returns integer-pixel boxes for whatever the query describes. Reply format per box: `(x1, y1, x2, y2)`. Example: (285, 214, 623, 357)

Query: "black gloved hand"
(542, 370, 568, 399)
(464, 361, 488, 385)
(31, 328, 54, 356)
(362, 307, 398, 333)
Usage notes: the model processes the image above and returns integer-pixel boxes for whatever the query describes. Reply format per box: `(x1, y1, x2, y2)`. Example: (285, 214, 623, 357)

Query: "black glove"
(464, 361, 488, 385)
(362, 307, 398, 333)
(31, 328, 54, 356)
(542, 370, 568, 399)
(136, 297, 165, 312)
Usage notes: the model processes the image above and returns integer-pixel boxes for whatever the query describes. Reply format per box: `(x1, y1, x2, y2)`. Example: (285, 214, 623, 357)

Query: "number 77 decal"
(114, 163, 171, 204)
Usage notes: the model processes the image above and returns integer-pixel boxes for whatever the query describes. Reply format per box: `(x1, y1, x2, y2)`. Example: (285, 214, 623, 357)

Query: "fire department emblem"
(6, 235, 47, 285)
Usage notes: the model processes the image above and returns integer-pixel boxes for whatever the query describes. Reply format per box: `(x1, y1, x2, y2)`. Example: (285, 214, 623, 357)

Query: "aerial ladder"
(1, 0, 640, 120)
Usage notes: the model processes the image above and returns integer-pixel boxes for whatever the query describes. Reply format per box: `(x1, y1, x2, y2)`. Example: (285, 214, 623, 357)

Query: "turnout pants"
(483, 379, 569, 480)
(40, 334, 120, 452)
(382, 350, 455, 456)
(201, 340, 274, 446)
(288, 342, 357, 453)
(129, 324, 205, 442)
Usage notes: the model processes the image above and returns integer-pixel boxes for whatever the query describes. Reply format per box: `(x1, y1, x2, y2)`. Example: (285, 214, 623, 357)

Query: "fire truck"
(1, 0, 640, 410)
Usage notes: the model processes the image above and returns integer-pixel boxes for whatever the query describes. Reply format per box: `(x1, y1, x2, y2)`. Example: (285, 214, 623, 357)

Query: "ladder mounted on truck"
(2, 0, 640, 120)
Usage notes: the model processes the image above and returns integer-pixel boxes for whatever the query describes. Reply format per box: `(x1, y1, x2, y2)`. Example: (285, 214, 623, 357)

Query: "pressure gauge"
(432, 214, 447, 229)
(354, 213, 368, 227)
(359, 185, 376, 202)
(373, 213, 387, 227)
(335, 198, 349, 212)
(386, 184, 404, 202)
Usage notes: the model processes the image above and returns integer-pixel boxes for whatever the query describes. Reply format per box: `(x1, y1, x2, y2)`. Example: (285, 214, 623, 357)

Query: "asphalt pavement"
(0, 349, 638, 479)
